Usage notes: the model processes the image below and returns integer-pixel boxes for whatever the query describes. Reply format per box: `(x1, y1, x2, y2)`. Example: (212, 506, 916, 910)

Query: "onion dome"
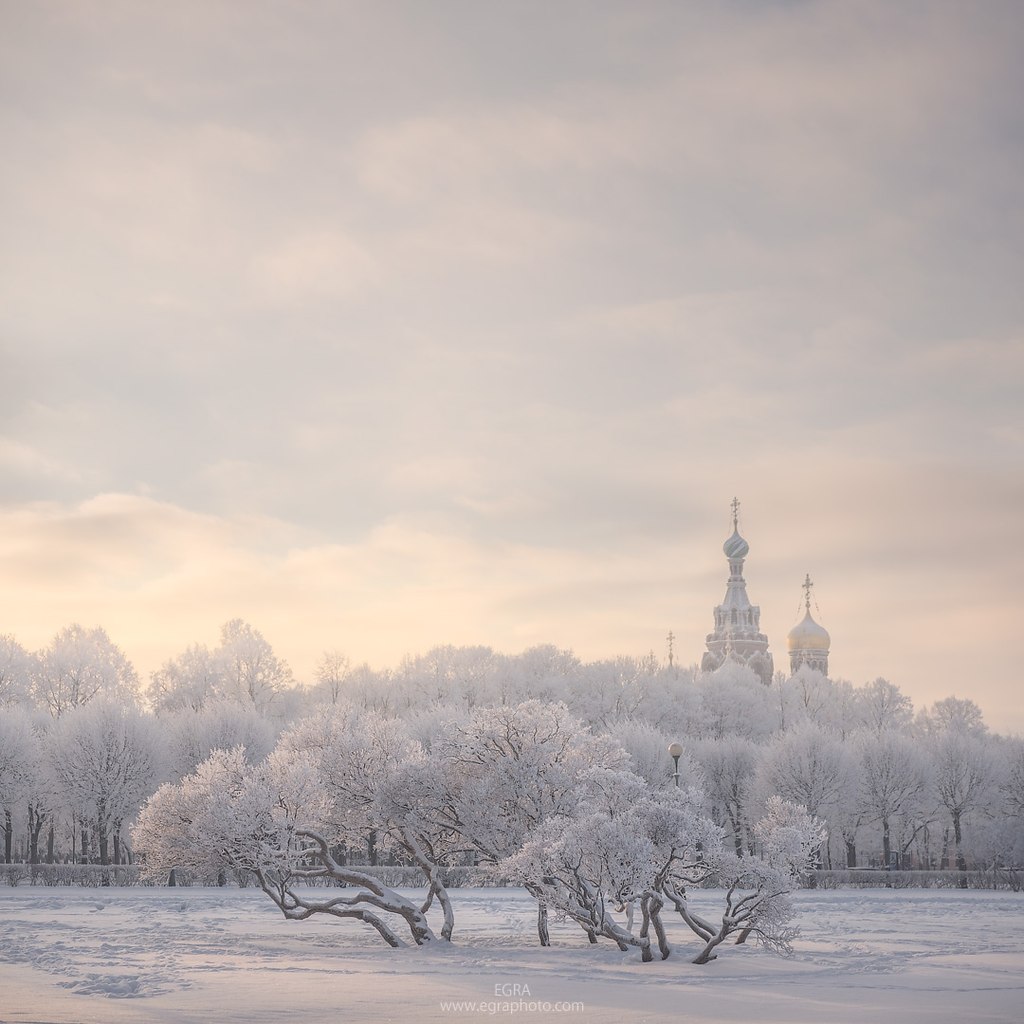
(787, 610, 831, 652)
(723, 498, 749, 559)
(787, 573, 830, 652)
(723, 528, 749, 560)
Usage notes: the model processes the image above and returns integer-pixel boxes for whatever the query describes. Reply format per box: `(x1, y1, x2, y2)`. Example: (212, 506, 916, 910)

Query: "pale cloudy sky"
(1, 2, 1022, 728)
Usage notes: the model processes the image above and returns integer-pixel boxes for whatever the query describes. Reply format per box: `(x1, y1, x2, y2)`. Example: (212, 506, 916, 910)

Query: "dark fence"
(0, 862, 505, 888)
(4, 862, 1019, 891)
(808, 867, 1022, 891)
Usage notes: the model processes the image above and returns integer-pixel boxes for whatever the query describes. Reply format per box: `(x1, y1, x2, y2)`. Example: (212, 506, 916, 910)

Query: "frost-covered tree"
(774, 668, 860, 737)
(694, 734, 759, 856)
(506, 772, 818, 966)
(32, 625, 140, 716)
(507, 801, 665, 961)
(1001, 737, 1024, 819)
(506, 774, 716, 962)
(916, 697, 989, 738)
(134, 746, 439, 947)
(974, 738, 1024, 870)
(309, 649, 351, 704)
(664, 796, 824, 964)
(697, 664, 776, 741)
(755, 722, 851, 861)
(278, 702, 460, 939)
(0, 708, 36, 862)
(49, 700, 163, 864)
(855, 678, 913, 736)
(432, 700, 628, 945)
(856, 730, 928, 867)
(216, 620, 293, 713)
(149, 644, 225, 713)
(0, 636, 34, 709)
(162, 700, 277, 782)
(607, 720, 702, 791)
(928, 730, 995, 875)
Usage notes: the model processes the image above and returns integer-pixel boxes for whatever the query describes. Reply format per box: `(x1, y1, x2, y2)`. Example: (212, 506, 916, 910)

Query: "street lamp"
(668, 741, 683, 789)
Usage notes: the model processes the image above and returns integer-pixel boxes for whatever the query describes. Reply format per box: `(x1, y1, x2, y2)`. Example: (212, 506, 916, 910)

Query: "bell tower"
(701, 498, 774, 685)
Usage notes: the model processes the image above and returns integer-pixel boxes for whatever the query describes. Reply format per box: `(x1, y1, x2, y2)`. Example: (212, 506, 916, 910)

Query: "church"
(700, 499, 831, 684)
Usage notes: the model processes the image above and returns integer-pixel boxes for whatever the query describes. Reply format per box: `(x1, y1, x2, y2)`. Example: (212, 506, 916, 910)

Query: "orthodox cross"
(666, 629, 675, 667)
(802, 573, 814, 612)
(730, 496, 740, 529)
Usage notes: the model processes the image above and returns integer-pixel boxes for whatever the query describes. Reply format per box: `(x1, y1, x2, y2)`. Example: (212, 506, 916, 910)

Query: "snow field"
(0, 886, 1022, 1024)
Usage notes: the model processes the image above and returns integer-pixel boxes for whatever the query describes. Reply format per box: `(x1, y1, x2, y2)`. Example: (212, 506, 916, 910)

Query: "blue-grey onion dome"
(723, 528, 749, 559)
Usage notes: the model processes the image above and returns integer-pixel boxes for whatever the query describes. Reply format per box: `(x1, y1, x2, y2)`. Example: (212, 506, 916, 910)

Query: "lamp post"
(668, 741, 683, 789)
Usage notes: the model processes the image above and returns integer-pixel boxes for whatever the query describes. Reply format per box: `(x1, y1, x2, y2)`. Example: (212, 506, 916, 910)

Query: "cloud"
(0, 437, 81, 485)
(0, 479, 1021, 734)
(251, 229, 379, 303)
(0, 4, 1021, 732)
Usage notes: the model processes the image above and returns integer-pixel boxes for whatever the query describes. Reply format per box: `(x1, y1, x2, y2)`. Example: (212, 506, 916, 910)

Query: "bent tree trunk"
(536, 875, 652, 961)
(405, 832, 454, 941)
(662, 880, 780, 965)
(640, 892, 670, 960)
(259, 829, 438, 947)
(523, 884, 551, 946)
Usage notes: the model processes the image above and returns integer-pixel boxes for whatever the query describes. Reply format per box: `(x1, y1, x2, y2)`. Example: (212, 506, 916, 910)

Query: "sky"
(1, 1, 1022, 730)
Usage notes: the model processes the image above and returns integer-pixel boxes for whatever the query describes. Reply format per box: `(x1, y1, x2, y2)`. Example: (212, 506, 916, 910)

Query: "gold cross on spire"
(730, 496, 740, 529)
(802, 573, 814, 612)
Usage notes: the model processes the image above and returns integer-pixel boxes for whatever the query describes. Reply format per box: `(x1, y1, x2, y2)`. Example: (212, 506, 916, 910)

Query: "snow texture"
(0, 885, 1021, 1023)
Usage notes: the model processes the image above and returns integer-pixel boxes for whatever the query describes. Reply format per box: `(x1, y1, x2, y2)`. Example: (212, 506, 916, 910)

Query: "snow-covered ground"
(1, 885, 1021, 1023)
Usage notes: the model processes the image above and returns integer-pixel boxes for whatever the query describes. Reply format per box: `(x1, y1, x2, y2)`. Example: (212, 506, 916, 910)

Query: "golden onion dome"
(787, 610, 831, 652)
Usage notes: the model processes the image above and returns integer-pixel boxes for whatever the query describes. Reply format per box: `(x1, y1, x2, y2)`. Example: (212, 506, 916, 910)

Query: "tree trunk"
(3, 809, 11, 864)
(642, 893, 670, 960)
(846, 838, 857, 868)
(693, 926, 730, 964)
(953, 810, 968, 886)
(47, 824, 55, 864)
(537, 901, 550, 947)
(29, 809, 43, 865)
(882, 815, 892, 867)
(728, 808, 744, 857)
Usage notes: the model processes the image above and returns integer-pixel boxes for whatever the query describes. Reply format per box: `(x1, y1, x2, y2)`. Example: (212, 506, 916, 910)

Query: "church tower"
(787, 574, 831, 676)
(701, 498, 774, 685)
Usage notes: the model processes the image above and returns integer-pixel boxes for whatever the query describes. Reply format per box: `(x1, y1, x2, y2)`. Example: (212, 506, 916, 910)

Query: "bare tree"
(0, 709, 36, 862)
(695, 734, 758, 856)
(856, 730, 928, 867)
(31, 625, 140, 717)
(217, 620, 293, 713)
(0, 636, 34, 709)
(929, 731, 995, 877)
(855, 678, 913, 736)
(49, 700, 163, 865)
(312, 649, 351, 704)
(149, 644, 224, 713)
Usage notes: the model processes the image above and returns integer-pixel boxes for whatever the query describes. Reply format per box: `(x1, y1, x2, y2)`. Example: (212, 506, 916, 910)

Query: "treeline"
(0, 621, 1022, 873)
